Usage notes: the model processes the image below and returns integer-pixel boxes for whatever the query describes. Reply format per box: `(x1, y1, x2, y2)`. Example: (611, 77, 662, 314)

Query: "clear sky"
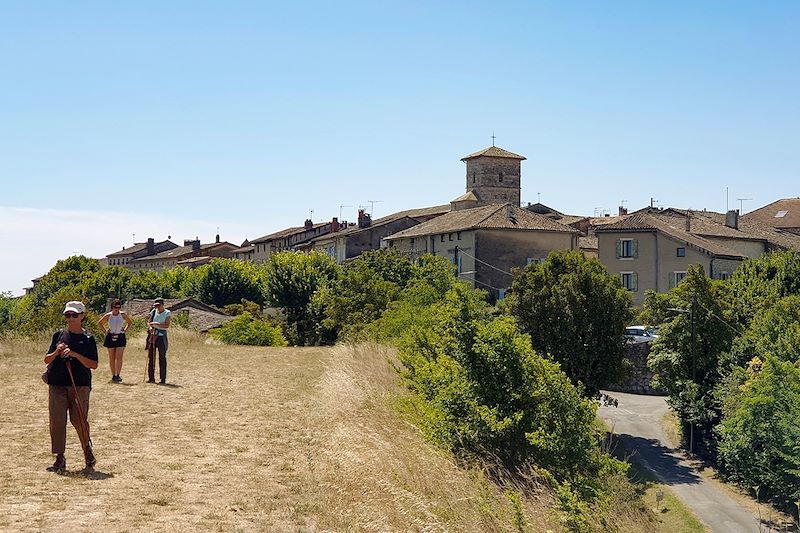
(1, 1, 798, 294)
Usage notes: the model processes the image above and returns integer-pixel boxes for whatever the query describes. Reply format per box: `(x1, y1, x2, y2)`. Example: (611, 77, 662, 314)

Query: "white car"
(624, 326, 659, 344)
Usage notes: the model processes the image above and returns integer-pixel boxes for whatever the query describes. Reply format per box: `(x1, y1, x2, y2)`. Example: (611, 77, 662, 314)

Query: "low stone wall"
(606, 342, 666, 395)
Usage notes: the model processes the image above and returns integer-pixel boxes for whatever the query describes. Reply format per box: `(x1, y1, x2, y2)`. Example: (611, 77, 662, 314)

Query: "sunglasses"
(112, 306, 121, 309)
(64, 312, 80, 318)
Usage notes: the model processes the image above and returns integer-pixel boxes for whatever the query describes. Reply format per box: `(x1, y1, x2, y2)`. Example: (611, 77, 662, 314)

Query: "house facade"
(129, 238, 238, 272)
(105, 238, 178, 268)
(311, 206, 448, 263)
(250, 218, 343, 263)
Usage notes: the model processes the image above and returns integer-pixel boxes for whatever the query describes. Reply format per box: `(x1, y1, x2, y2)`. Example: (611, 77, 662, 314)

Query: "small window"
(675, 271, 687, 284)
(472, 172, 476, 184)
(441, 235, 445, 242)
(410, 238, 415, 246)
(621, 239, 634, 258)
(457, 232, 462, 240)
(499, 172, 504, 183)
(449, 233, 453, 241)
(677, 247, 686, 257)
(620, 272, 637, 291)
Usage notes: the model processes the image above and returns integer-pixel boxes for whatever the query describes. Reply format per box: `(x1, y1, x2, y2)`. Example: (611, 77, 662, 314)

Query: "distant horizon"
(2, 1, 797, 294)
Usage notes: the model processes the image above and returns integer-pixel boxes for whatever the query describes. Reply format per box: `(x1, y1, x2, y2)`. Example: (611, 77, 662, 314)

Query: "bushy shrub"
(194, 259, 265, 308)
(399, 286, 626, 500)
(717, 355, 800, 508)
(210, 312, 287, 346)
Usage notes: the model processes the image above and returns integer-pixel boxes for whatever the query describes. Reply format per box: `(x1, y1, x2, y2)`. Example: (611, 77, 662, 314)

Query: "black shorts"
(103, 332, 127, 348)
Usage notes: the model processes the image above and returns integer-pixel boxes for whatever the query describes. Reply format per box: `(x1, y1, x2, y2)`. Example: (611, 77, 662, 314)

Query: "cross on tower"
(491, 132, 496, 146)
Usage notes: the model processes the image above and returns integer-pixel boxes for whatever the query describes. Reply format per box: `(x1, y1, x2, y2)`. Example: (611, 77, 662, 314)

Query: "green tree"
(318, 249, 416, 339)
(125, 270, 167, 299)
(0, 292, 18, 332)
(647, 264, 735, 456)
(725, 295, 800, 369)
(728, 250, 800, 325)
(194, 259, 265, 308)
(718, 355, 800, 509)
(81, 266, 132, 313)
(507, 251, 634, 395)
(209, 312, 287, 346)
(263, 251, 338, 345)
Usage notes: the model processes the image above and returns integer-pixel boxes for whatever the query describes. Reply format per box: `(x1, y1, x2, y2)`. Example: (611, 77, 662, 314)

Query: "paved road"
(598, 391, 762, 533)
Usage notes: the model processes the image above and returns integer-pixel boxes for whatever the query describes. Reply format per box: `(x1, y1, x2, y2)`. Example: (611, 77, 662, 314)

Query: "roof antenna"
(736, 197, 752, 214)
(367, 200, 383, 216)
(339, 204, 352, 220)
(537, 192, 541, 203)
(132, 233, 136, 244)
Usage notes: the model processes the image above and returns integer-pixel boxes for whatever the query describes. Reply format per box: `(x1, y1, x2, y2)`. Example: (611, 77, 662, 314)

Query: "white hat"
(63, 301, 86, 314)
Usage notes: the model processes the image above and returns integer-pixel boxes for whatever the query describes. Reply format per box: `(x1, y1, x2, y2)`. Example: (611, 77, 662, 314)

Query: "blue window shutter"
(615, 240, 622, 259)
(633, 239, 639, 258)
(632, 273, 638, 292)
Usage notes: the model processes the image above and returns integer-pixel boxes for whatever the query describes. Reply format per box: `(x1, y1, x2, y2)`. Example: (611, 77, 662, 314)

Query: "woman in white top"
(98, 299, 133, 383)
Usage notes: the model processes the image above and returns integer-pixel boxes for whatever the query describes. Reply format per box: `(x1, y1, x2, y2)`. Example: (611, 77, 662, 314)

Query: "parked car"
(624, 325, 659, 344)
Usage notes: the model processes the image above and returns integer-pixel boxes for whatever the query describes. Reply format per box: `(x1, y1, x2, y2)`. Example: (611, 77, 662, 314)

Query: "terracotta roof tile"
(745, 198, 800, 231)
(461, 146, 526, 161)
(385, 204, 577, 240)
(594, 213, 745, 259)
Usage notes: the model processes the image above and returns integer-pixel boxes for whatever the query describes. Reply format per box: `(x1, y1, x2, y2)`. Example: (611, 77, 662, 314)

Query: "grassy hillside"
(0, 329, 701, 532)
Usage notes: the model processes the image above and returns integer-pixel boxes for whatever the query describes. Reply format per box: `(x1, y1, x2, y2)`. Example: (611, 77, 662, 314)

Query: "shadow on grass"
(62, 468, 114, 480)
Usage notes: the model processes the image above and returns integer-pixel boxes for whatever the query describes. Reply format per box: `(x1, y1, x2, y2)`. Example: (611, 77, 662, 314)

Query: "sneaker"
(46, 454, 66, 473)
(117, 375, 122, 383)
(111, 375, 120, 383)
(84, 446, 96, 470)
(147, 379, 155, 383)
(159, 380, 166, 385)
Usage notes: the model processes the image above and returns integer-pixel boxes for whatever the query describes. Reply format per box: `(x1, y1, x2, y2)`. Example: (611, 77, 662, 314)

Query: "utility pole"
(690, 294, 697, 455)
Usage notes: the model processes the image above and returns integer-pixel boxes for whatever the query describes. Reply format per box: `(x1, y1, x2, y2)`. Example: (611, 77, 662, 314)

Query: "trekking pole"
(144, 327, 155, 382)
(64, 359, 92, 456)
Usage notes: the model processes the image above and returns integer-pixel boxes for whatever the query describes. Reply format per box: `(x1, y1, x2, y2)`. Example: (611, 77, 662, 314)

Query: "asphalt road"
(598, 391, 762, 533)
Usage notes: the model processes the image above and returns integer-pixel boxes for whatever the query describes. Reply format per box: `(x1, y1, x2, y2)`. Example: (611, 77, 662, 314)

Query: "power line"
(456, 248, 514, 277)
(694, 299, 745, 336)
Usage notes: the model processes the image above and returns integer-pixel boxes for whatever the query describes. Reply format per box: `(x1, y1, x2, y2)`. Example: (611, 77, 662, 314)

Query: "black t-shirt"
(46, 330, 98, 388)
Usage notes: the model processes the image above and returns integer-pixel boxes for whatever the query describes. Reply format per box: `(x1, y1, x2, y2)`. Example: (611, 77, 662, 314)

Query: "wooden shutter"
(632, 273, 638, 292)
(615, 239, 622, 259)
(632, 239, 639, 258)
(669, 272, 676, 289)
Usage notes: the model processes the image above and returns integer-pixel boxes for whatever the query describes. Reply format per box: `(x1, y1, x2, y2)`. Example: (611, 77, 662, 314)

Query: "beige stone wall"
(465, 157, 521, 206)
(702, 237, 765, 259)
(598, 231, 712, 306)
(476, 229, 575, 298)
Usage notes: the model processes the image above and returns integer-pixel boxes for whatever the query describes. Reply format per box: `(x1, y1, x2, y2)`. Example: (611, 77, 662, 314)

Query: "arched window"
(499, 172, 504, 183)
(472, 172, 476, 184)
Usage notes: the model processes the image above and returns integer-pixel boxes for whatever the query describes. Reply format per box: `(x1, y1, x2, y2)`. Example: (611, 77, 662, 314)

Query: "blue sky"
(1, 1, 798, 293)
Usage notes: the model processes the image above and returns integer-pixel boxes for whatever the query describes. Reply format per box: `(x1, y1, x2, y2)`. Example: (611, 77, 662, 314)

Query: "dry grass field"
(0, 329, 567, 532)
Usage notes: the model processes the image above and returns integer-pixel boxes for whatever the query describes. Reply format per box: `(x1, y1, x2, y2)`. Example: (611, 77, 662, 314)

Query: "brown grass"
(0, 330, 565, 532)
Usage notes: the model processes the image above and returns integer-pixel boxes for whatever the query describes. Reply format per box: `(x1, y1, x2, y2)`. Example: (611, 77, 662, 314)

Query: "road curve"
(598, 391, 761, 533)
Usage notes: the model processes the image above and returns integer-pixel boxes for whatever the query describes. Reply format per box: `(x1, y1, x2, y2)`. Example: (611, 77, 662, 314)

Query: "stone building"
(383, 203, 577, 300)
(460, 146, 526, 207)
(104, 238, 178, 268)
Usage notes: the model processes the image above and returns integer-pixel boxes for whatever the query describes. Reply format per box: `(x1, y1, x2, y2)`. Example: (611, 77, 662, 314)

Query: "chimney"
(304, 219, 313, 230)
(505, 204, 517, 223)
(331, 217, 340, 233)
(686, 210, 692, 232)
(725, 209, 739, 230)
(193, 239, 201, 252)
(618, 206, 628, 216)
(146, 238, 155, 255)
(357, 209, 371, 229)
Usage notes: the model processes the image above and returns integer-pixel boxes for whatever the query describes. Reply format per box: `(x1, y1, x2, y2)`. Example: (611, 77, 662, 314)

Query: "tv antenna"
(339, 204, 352, 220)
(367, 200, 383, 215)
(537, 192, 541, 203)
(736, 197, 753, 214)
(132, 233, 136, 243)
(309, 209, 314, 220)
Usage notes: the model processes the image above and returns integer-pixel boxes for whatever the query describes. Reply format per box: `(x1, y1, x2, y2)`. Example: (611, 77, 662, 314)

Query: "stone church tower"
(460, 146, 525, 207)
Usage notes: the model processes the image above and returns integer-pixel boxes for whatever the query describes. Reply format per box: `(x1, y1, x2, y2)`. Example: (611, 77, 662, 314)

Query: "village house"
(128, 237, 238, 272)
(383, 203, 578, 300)
(309, 205, 449, 263)
(231, 239, 255, 262)
(103, 238, 178, 268)
(249, 218, 344, 263)
(595, 207, 800, 305)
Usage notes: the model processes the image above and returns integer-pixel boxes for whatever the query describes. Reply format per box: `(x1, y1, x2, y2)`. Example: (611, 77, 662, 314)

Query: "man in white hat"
(43, 301, 99, 472)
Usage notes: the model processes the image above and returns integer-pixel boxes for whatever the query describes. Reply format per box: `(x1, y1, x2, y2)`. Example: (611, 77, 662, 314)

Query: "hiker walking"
(98, 298, 133, 383)
(147, 297, 171, 384)
(43, 301, 98, 472)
